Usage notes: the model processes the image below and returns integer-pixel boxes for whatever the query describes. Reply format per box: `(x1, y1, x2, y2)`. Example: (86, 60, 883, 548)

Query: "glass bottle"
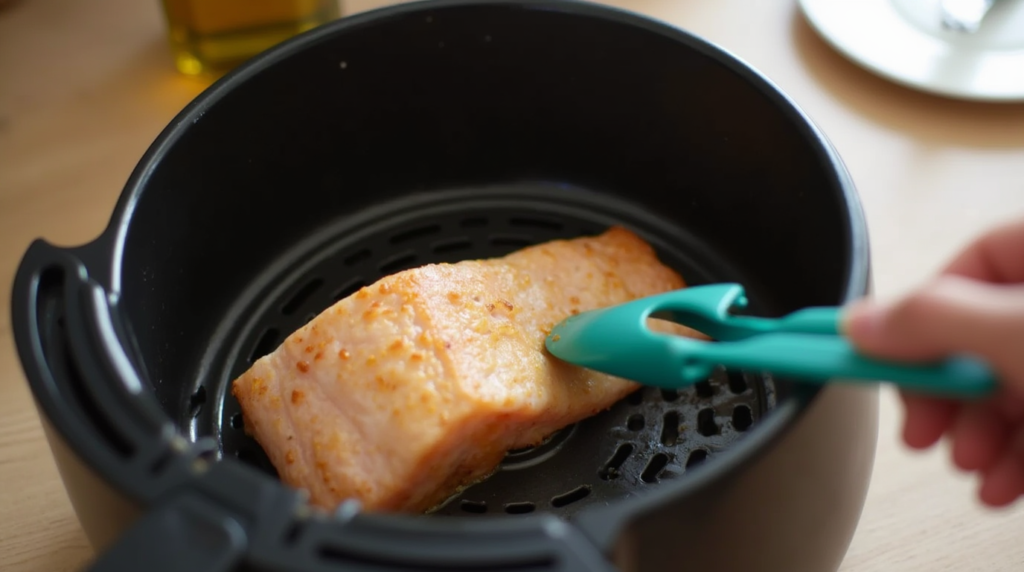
(160, 0, 341, 76)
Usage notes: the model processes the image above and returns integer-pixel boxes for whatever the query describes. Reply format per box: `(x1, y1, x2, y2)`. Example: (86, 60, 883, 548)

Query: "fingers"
(979, 456, 1024, 508)
(978, 428, 1024, 508)
(900, 394, 1024, 508)
(844, 277, 1024, 389)
(949, 402, 1010, 473)
(901, 393, 958, 449)
(944, 217, 1024, 283)
(842, 215, 1024, 507)
(992, 389, 1024, 424)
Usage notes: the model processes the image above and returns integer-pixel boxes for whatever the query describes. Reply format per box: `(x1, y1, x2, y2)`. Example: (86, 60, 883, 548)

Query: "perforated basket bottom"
(186, 184, 775, 520)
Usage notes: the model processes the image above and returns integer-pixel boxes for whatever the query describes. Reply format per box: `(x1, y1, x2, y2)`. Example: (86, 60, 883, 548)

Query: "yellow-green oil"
(160, 0, 340, 76)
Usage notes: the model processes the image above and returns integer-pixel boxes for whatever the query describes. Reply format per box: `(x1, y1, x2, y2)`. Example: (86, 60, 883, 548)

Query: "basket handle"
(12, 239, 170, 451)
(81, 491, 247, 572)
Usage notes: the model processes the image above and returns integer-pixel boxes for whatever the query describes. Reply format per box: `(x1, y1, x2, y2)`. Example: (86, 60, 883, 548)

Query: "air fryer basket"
(11, 1, 877, 571)
(205, 186, 780, 521)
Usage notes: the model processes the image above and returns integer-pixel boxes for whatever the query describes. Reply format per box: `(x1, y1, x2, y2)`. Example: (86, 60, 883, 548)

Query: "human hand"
(843, 218, 1024, 508)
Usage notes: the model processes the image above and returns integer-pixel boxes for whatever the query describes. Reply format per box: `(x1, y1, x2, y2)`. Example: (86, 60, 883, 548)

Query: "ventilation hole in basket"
(697, 408, 719, 436)
(551, 485, 591, 508)
(686, 449, 709, 468)
(626, 413, 645, 431)
(727, 370, 748, 394)
(188, 386, 207, 418)
(230, 412, 245, 430)
(504, 502, 535, 514)
(432, 238, 473, 254)
(660, 411, 680, 446)
(733, 404, 753, 431)
(333, 278, 367, 301)
(344, 249, 371, 266)
(378, 252, 418, 274)
(489, 235, 533, 248)
(250, 328, 279, 364)
(460, 500, 487, 514)
(281, 278, 324, 315)
(599, 443, 634, 480)
(460, 217, 488, 228)
(660, 388, 680, 402)
(641, 453, 669, 483)
(509, 217, 563, 231)
(694, 380, 714, 398)
(390, 224, 441, 244)
(625, 390, 644, 405)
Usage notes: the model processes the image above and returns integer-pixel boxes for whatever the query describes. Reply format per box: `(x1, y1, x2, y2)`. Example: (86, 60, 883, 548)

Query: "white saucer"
(797, 0, 1024, 102)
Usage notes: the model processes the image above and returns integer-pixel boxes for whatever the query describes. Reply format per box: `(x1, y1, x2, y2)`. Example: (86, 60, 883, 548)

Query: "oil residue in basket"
(159, 0, 340, 76)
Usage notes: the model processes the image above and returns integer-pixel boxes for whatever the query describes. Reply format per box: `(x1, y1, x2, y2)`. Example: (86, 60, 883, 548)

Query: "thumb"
(842, 276, 1024, 390)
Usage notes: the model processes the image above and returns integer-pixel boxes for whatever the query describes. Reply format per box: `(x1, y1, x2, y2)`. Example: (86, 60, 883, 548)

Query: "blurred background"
(1, 0, 1023, 570)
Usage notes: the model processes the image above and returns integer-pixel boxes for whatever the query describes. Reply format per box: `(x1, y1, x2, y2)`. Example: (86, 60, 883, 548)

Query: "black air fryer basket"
(11, 1, 878, 571)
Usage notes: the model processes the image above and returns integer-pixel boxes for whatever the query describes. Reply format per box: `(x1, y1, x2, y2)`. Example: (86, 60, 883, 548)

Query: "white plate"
(797, 0, 1024, 101)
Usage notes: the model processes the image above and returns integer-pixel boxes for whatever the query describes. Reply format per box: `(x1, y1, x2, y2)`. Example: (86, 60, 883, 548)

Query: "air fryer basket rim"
(105, 0, 869, 298)
(10, 0, 872, 569)
(105, 0, 867, 501)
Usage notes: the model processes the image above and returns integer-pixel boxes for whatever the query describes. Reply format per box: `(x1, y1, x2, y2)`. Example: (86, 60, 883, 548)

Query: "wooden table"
(2, 0, 1023, 570)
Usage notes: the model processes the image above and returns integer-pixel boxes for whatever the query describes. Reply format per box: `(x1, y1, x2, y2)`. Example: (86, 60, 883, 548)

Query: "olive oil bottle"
(160, 0, 341, 76)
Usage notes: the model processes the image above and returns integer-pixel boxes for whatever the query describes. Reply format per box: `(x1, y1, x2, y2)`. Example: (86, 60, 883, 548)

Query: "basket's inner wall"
(113, 3, 853, 515)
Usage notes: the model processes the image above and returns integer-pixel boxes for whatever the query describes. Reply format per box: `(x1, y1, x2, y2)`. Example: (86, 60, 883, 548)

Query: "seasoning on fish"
(231, 226, 699, 513)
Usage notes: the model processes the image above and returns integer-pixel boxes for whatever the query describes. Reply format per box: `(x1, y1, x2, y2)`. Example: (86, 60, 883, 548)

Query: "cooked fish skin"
(231, 226, 694, 513)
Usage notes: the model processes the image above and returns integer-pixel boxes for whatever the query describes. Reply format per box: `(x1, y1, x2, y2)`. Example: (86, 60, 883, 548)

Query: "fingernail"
(842, 300, 885, 340)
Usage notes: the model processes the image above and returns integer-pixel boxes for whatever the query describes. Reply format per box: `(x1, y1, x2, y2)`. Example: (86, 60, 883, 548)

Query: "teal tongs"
(544, 283, 996, 399)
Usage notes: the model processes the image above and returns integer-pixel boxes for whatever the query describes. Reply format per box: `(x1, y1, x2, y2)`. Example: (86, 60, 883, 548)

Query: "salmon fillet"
(231, 226, 695, 513)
